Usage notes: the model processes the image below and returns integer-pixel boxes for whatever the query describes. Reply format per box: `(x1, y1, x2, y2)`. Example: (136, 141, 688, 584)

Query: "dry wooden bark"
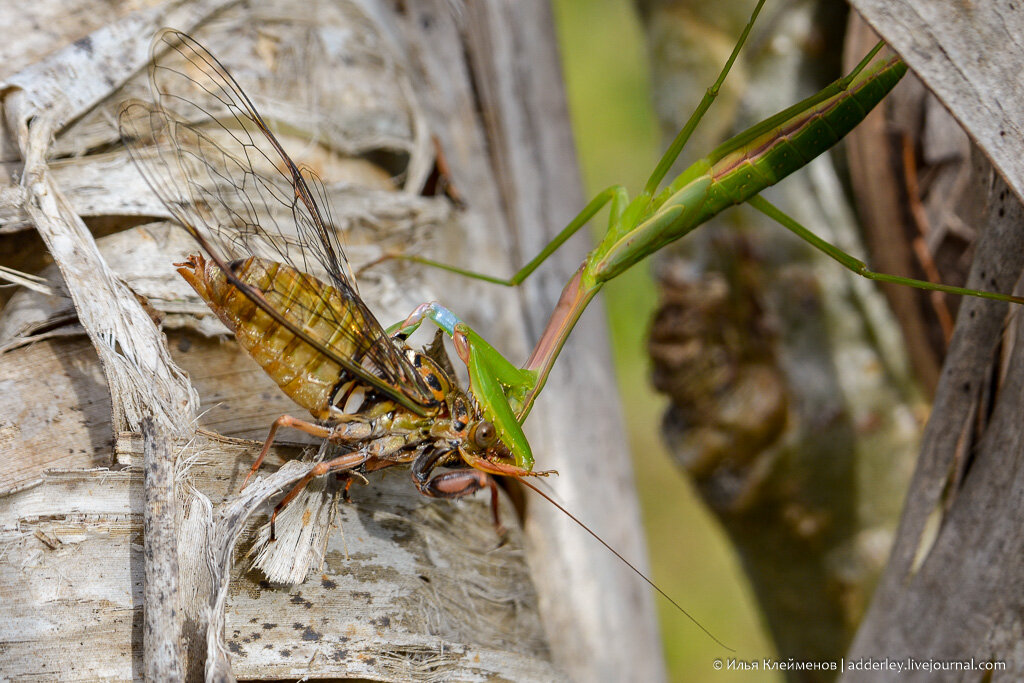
(850, 0, 1024, 210)
(842, 1, 1024, 675)
(0, 1, 661, 680)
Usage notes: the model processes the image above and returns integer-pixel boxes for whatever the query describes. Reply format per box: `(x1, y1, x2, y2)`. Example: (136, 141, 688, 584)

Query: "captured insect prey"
(119, 29, 551, 542)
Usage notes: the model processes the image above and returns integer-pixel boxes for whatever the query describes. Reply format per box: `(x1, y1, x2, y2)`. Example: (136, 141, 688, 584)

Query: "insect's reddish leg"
(335, 471, 367, 502)
(419, 470, 505, 536)
(270, 451, 371, 540)
(242, 415, 334, 491)
(243, 415, 375, 491)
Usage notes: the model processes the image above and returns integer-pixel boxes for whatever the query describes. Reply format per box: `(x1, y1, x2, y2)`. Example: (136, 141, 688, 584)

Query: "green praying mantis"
(386, 0, 1024, 479)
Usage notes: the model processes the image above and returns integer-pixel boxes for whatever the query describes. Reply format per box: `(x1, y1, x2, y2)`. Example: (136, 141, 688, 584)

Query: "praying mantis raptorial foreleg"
(383, 0, 1024, 473)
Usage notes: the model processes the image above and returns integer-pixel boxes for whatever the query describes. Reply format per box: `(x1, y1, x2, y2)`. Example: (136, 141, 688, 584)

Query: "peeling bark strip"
(142, 416, 183, 682)
(0, 0, 656, 680)
(453, 3, 666, 678)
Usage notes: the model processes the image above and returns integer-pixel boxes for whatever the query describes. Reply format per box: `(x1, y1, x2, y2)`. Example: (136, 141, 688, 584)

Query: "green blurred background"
(551, 1, 778, 679)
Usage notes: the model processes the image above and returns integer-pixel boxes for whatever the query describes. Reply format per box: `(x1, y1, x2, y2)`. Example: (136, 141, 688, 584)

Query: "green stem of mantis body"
(748, 195, 1024, 305)
(519, 268, 601, 420)
(704, 41, 891, 170)
(642, 0, 767, 196)
(848, 41, 886, 84)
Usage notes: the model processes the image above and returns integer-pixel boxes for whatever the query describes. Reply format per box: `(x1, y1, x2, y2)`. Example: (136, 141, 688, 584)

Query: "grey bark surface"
(143, 416, 184, 682)
(844, 1, 1024, 676)
(849, 0, 1024, 209)
(0, 0, 660, 680)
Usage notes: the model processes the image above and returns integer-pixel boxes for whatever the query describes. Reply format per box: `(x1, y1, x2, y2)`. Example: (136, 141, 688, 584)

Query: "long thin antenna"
(519, 479, 735, 652)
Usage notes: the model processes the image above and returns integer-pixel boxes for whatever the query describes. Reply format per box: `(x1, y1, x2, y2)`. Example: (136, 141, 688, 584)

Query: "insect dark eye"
(470, 421, 497, 448)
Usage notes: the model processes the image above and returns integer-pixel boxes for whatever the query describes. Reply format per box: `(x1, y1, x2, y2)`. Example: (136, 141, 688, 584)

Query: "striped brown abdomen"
(177, 254, 371, 420)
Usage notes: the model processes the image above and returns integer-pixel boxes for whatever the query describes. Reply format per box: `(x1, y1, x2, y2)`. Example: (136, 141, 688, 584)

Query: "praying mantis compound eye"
(469, 420, 497, 448)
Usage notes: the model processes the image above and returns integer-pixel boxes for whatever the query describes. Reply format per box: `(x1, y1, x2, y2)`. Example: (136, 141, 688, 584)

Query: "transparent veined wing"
(119, 29, 435, 412)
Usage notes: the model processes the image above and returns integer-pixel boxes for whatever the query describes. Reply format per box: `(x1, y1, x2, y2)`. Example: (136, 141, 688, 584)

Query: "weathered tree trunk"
(844, 1, 1024, 676)
(0, 1, 662, 680)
